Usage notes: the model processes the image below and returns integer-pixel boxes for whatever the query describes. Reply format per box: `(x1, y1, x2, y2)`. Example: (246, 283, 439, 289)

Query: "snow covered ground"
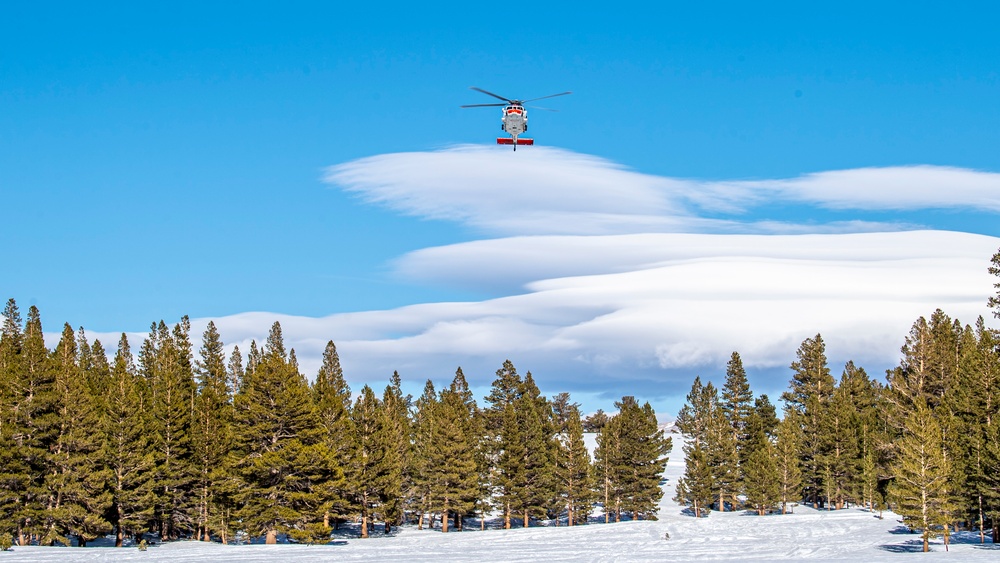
(4, 432, 998, 561)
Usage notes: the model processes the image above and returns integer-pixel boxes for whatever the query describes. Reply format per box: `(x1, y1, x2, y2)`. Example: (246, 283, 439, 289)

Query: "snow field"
(2, 431, 997, 561)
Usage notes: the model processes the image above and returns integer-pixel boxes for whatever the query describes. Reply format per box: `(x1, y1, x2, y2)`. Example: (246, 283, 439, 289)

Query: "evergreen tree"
(13, 306, 58, 543)
(674, 377, 716, 518)
(411, 380, 437, 530)
(104, 333, 156, 547)
(191, 321, 233, 542)
(593, 412, 619, 523)
(379, 372, 410, 533)
(551, 393, 594, 525)
(347, 385, 393, 539)
(449, 368, 491, 530)
(743, 439, 780, 515)
(774, 409, 803, 514)
(311, 341, 351, 531)
(674, 440, 714, 518)
(513, 373, 557, 528)
(954, 318, 1000, 542)
(818, 366, 860, 510)
(582, 409, 610, 433)
(615, 397, 670, 520)
(889, 400, 957, 552)
(0, 299, 28, 542)
(781, 334, 834, 507)
(227, 346, 244, 396)
(139, 320, 196, 539)
(721, 351, 754, 496)
(232, 322, 326, 544)
(426, 373, 480, 532)
(704, 390, 738, 512)
(484, 360, 525, 529)
(35, 324, 111, 546)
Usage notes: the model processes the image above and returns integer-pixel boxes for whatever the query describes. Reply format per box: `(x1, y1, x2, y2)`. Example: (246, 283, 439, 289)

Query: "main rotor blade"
(523, 91, 572, 103)
(527, 105, 558, 112)
(470, 87, 514, 103)
(461, 103, 507, 108)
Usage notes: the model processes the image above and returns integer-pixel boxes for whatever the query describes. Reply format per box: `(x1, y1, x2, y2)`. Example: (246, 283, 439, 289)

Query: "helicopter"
(461, 87, 571, 150)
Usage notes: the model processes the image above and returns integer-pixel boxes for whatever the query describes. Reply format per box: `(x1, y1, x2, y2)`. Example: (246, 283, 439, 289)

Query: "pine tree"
(484, 360, 525, 529)
(232, 322, 326, 544)
(954, 318, 1000, 542)
(379, 372, 410, 532)
(674, 377, 716, 518)
(411, 380, 437, 530)
(13, 306, 59, 543)
(705, 390, 738, 512)
(582, 409, 610, 433)
(449, 368, 490, 530)
(104, 333, 156, 547)
(311, 341, 351, 531)
(41, 324, 112, 546)
(613, 397, 670, 520)
(781, 334, 834, 507)
(347, 385, 393, 539)
(721, 351, 754, 498)
(551, 393, 594, 525)
(191, 321, 233, 542)
(513, 373, 556, 528)
(426, 373, 480, 532)
(139, 320, 196, 539)
(593, 413, 619, 523)
(819, 366, 860, 510)
(0, 299, 28, 543)
(743, 439, 780, 515)
(889, 399, 957, 552)
(774, 409, 803, 514)
(674, 440, 714, 518)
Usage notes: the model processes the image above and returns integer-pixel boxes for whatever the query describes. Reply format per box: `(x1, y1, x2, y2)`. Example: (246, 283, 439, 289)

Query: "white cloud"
(325, 146, 1000, 235)
(80, 230, 1000, 414)
(80, 148, 1000, 413)
(727, 165, 1000, 211)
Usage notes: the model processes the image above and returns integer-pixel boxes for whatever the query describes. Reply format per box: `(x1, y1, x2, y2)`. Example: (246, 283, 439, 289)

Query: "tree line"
(673, 248, 1000, 553)
(0, 300, 670, 547)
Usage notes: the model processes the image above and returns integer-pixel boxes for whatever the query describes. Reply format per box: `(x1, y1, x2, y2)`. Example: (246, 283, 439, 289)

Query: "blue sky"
(3, 2, 1000, 412)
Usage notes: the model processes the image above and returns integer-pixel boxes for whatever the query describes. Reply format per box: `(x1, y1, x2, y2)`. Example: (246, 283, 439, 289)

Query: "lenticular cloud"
(325, 145, 1000, 236)
(159, 147, 1000, 413)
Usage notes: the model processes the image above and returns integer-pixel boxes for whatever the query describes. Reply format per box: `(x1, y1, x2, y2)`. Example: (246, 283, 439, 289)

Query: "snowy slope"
(3, 431, 997, 562)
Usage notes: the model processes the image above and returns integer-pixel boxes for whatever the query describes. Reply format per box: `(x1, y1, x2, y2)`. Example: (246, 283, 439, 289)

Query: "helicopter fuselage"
(498, 105, 533, 150)
(502, 104, 527, 138)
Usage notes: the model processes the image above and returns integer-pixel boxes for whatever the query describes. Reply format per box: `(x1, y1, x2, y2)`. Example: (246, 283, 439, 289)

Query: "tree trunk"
(568, 501, 574, 526)
(361, 513, 369, 539)
(265, 529, 277, 544)
(504, 502, 511, 529)
(455, 512, 461, 531)
(384, 521, 391, 534)
(417, 511, 423, 530)
(442, 509, 449, 533)
(523, 511, 529, 528)
(719, 491, 725, 512)
(77, 536, 86, 547)
(116, 521, 124, 548)
(978, 495, 985, 544)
